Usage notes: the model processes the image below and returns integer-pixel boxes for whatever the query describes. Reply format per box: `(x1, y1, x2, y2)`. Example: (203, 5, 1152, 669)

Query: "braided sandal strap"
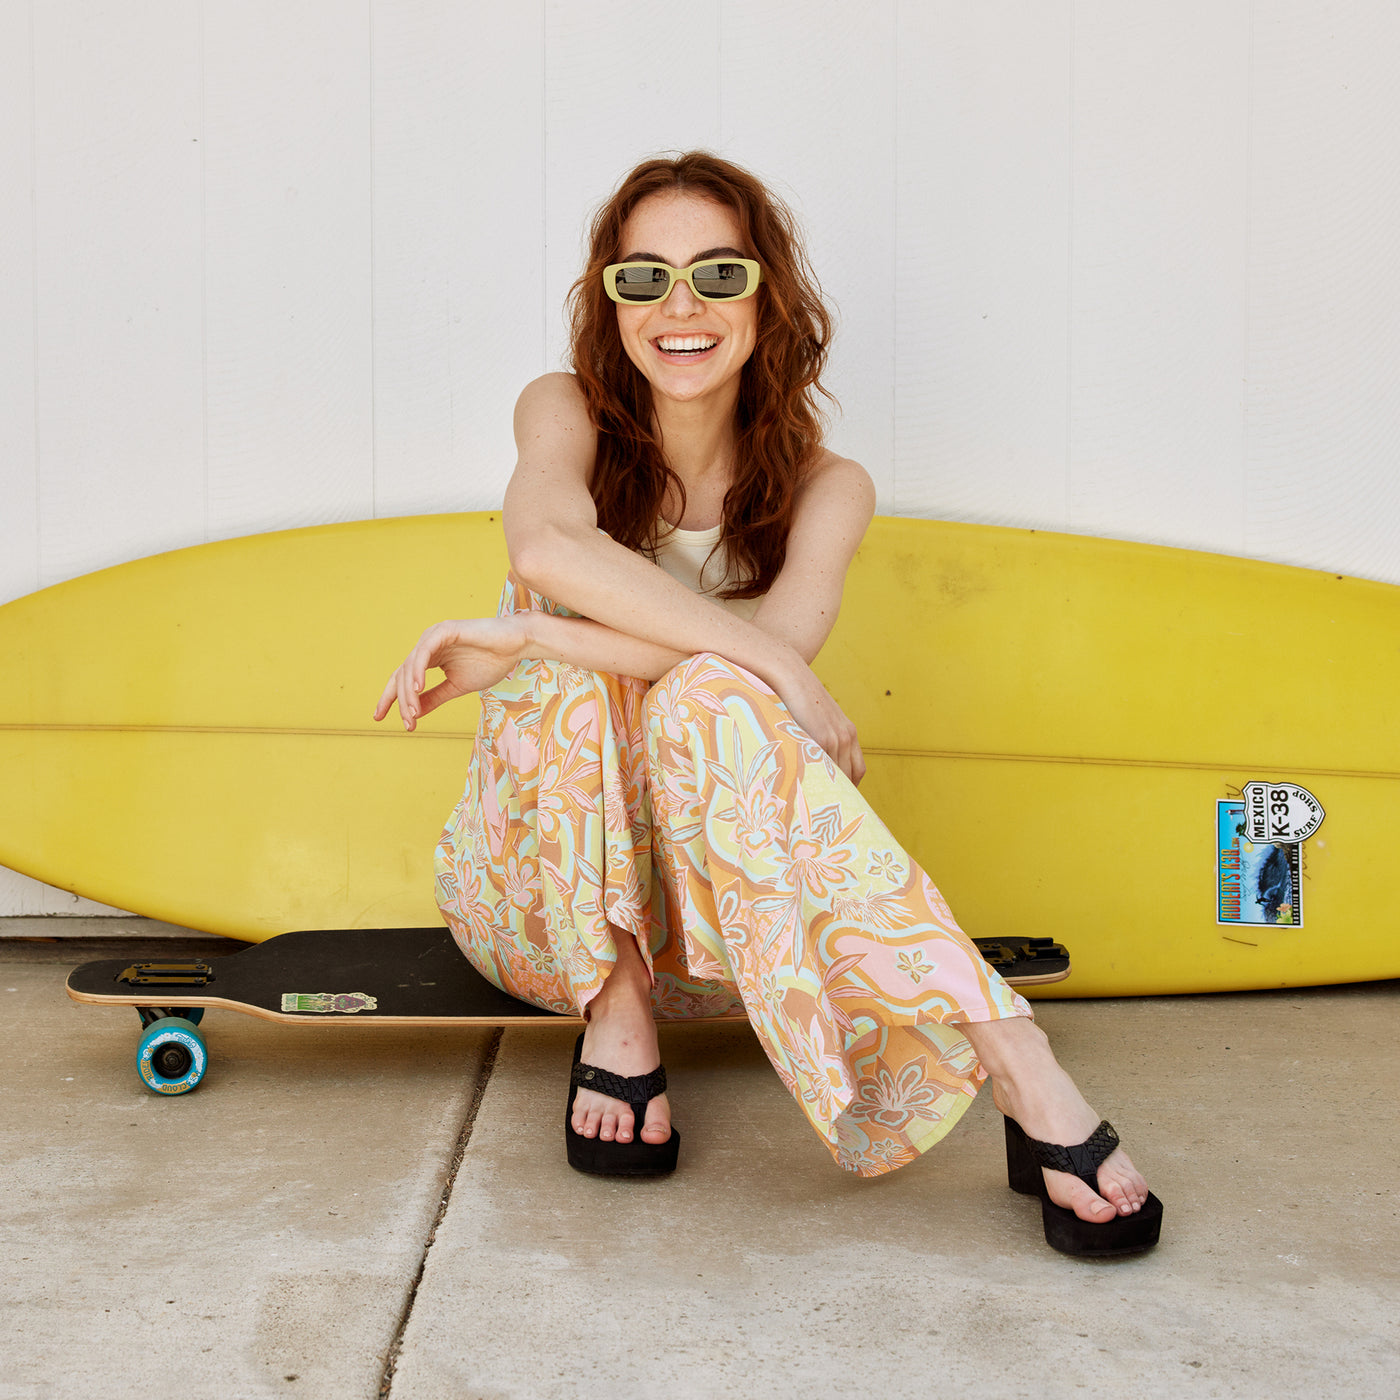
(1022, 1120, 1120, 1183)
(571, 1059, 667, 1109)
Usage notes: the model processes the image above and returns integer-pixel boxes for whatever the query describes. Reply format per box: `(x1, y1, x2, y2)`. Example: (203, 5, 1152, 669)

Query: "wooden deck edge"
(64, 983, 755, 1026)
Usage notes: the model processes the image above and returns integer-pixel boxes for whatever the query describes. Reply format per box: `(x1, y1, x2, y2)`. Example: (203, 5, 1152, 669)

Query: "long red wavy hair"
(567, 152, 835, 600)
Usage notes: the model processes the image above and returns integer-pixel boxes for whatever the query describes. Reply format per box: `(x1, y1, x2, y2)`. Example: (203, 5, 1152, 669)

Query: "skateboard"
(66, 926, 1071, 1095)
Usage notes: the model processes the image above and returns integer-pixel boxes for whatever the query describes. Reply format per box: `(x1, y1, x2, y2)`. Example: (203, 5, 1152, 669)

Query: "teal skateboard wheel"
(136, 1016, 208, 1095)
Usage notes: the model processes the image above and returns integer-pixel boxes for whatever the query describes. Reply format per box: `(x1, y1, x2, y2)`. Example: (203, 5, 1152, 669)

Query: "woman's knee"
(644, 652, 775, 732)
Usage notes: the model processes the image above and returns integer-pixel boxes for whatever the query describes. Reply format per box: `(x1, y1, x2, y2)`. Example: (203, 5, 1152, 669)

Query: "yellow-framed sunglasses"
(603, 257, 763, 305)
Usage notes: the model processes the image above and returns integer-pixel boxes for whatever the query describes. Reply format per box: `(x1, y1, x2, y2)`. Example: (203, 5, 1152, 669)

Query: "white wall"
(4, 0, 1398, 915)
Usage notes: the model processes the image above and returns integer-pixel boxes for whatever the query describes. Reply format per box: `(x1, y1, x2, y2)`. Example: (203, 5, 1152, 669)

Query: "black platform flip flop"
(564, 1034, 680, 1177)
(1004, 1116, 1163, 1257)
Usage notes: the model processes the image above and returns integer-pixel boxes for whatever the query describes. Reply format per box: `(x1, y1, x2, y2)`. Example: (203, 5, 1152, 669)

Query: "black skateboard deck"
(69, 926, 603, 1027)
(66, 926, 1070, 1094)
(68, 925, 1071, 1022)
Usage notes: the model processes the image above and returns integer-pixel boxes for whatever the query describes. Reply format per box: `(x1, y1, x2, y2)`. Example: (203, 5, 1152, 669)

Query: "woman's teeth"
(656, 336, 719, 355)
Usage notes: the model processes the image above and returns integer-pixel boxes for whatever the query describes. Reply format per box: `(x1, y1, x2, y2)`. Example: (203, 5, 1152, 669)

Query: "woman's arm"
(371, 610, 689, 733)
(521, 438, 880, 684)
(747, 451, 877, 663)
(374, 599, 869, 780)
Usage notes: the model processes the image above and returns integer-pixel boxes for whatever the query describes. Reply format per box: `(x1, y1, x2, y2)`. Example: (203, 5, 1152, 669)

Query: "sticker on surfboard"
(280, 992, 378, 1014)
(1217, 801, 1303, 928)
(1240, 781, 1325, 844)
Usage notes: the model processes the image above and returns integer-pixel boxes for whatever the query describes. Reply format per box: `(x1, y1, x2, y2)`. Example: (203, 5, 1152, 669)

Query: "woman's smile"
(651, 332, 723, 363)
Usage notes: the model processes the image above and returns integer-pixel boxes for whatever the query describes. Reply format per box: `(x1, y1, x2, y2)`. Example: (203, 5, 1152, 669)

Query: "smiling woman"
(566, 155, 834, 594)
(373, 151, 1162, 1257)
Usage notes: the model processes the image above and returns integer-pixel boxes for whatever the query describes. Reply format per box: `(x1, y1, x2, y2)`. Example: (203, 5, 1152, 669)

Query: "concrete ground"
(2, 920, 1396, 1400)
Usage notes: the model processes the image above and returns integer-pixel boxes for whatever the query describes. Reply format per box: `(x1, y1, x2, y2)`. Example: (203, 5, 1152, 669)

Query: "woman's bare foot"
(956, 1016, 1150, 1223)
(571, 929, 671, 1147)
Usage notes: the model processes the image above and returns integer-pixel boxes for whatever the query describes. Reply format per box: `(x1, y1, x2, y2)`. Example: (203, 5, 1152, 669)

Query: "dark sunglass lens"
(613, 264, 670, 302)
(691, 261, 750, 299)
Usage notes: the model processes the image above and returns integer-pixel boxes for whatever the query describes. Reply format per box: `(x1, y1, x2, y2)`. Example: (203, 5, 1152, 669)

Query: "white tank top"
(651, 522, 761, 620)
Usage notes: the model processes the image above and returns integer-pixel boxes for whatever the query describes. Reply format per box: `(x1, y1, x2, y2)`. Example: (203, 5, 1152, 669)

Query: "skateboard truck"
(117, 960, 216, 988)
(116, 962, 217, 1031)
(980, 936, 1064, 963)
(976, 937, 1070, 981)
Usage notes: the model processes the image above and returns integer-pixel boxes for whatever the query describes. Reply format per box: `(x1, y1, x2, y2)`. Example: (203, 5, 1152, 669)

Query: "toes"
(1099, 1150, 1150, 1214)
(1079, 1190, 1118, 1224)
(572, 1084, 669, 1147)
(1101, 1179, 1139, 1215)
(572, 1092, 641, 1143)
(1096, 1173, 1151, 1217)
(1034, 1147, 1152, 1224)
(572, 1094, 610, 1140)
(1084, 1193, 1118, 1223)
(1047, 1170, 1117, 1223)
(639, 1104, 671, 1144)
(599, 1105, 638, 1143)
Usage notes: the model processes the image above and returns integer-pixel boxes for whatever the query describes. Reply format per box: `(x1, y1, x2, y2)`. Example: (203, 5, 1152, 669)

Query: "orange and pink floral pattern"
(435, 577, 1031, 1176)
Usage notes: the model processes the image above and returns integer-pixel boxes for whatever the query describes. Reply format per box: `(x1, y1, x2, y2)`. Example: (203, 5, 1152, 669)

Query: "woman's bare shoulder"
(513, 372, 594, 439)
(800, 449, 877, 515)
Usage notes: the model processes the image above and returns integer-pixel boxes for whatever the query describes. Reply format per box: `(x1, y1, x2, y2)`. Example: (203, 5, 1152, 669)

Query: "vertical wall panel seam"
(541, 0, 549, 379)
(1065, 0, 1076, 529)
(1241, 0, 1256, 555)
(199, 0, 209, 544)
(28, 0, 41, 588)
(714, 0, 721, 153)
(717, 0, 724, 149)
(447, 25, 456, 473)
(368, 0, 378, 517)
(891, 0, 899, 510)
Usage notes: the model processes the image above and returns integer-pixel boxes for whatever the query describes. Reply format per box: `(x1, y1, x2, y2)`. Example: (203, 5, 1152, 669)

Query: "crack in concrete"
(378, 1026, 503, 1398)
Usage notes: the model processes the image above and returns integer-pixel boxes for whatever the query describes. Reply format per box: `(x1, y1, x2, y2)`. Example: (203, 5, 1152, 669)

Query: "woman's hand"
(770, 658, 867, 786)
(373, 617, 529, 731)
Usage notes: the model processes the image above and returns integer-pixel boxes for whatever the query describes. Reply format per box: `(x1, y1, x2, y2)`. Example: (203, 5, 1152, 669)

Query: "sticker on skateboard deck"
(279, 991, 379, 1014)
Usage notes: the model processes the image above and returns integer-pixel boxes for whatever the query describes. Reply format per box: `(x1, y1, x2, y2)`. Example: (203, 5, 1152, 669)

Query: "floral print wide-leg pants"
(434, 576, 1031, 1177)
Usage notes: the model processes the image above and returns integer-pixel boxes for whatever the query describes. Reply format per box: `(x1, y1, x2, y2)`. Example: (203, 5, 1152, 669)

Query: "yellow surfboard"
(2, 512, 1395, 996)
